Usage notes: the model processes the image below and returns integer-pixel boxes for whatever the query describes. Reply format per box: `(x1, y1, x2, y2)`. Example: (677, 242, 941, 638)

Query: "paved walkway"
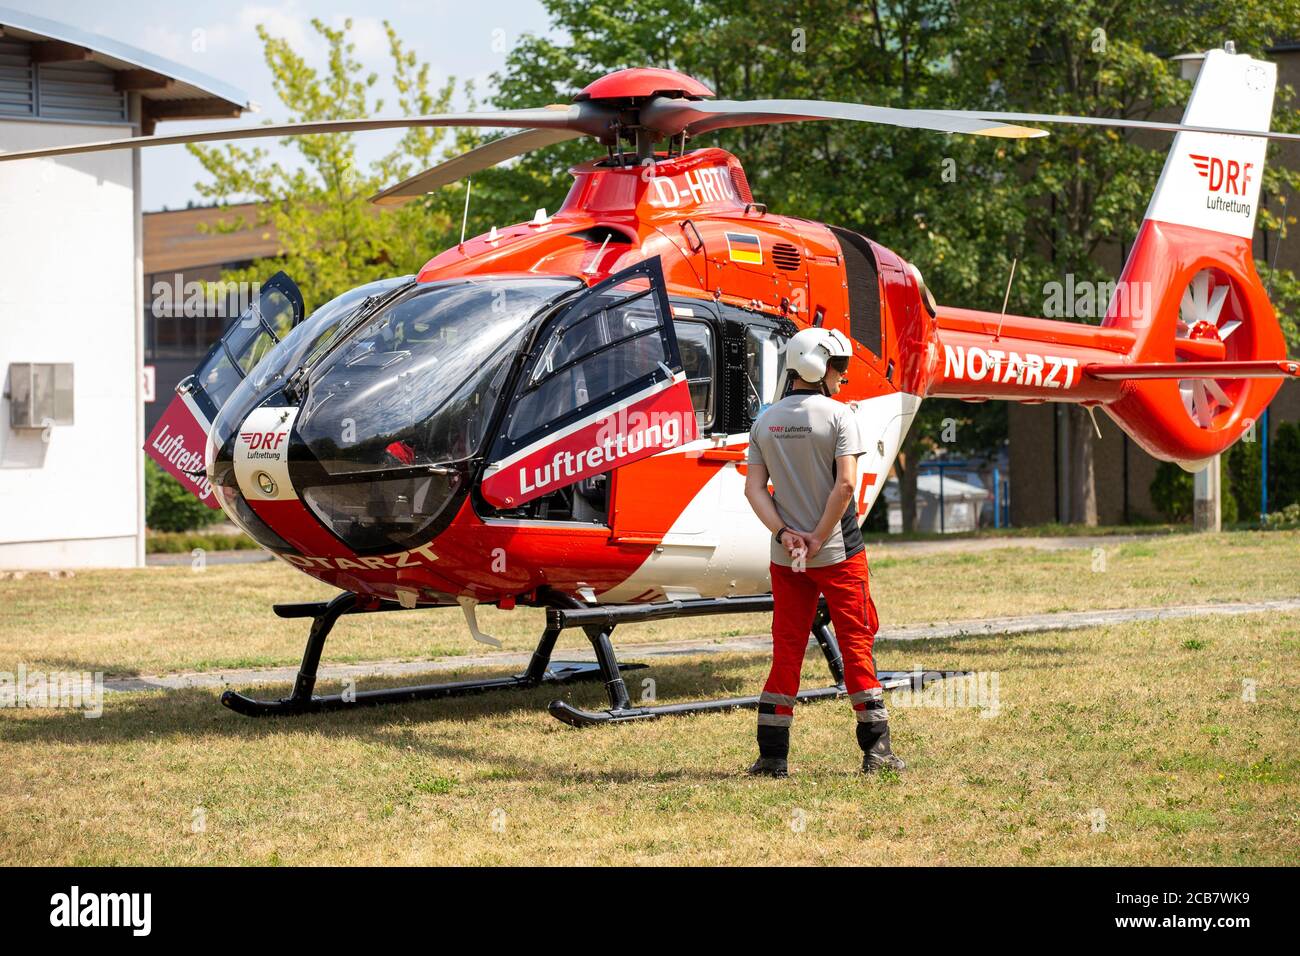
(141, 534, 1155, 568)
(871, 534, 1150, 557)
(146, 550, 273, 567)
(102, 596, 1300, 694)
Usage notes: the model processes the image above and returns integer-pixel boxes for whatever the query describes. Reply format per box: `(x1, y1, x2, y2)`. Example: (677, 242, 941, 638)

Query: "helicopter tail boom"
(927, 47, 1295, 469)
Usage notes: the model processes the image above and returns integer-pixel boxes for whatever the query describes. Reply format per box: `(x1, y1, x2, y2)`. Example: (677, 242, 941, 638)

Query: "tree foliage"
(188, 18, 461, 311)
(192, 3, 1300, 529)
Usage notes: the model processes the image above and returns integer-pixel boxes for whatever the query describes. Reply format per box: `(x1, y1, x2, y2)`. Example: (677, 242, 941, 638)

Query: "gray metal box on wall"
(7, 363, 74, 428)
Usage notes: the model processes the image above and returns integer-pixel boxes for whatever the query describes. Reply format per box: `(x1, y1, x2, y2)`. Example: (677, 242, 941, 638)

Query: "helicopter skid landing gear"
(220, 590, 956, 725)
(219, 590, 625, 717)
(544, 594, 953, 727)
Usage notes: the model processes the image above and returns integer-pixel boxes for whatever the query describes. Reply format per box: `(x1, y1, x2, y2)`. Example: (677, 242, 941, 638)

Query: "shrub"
(1227, 437, 1262, 521)
(1258, 502, 1300, 530)
(145, 531, 258, 553)
(1269, 421, 1300, 513)
(144, 458, 225, 533)
(1150, 461, 1193, 523)
(1262, 502, 1300, 530)
(1221, 421, 1300, 523)
(1150, 456, 1236, 524)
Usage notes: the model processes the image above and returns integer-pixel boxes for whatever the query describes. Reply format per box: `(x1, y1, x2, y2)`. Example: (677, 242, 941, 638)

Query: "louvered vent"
(0, 39, 35, 118)
(729, 166, 753, 203)
(37, 62, 126, 123)
(0, 40, 126, 122)
(772, 243, 801, 271)
(828, 226, 882, 358)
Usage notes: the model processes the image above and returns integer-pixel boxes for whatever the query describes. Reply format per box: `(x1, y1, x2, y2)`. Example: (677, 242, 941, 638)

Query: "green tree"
(484, 1, 1025, 530)
(483, 0, 1024, 289)
(1227, 435, 1263, 521)
(188, 18, 461, 311)
(946, 0, 1300, 525)
(1270, 420, 1300, 511)
(1150, 455, 1237, 524)
(482, 0, 1299, 530)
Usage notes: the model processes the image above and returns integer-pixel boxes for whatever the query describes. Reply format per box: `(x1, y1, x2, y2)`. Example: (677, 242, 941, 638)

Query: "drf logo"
(50, 886, 151, 936)
(1189, 154, 1254, 196)
(239, 431, 287, 450)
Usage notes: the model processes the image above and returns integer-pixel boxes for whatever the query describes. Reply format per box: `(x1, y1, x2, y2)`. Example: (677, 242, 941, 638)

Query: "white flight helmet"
(784, 327, 853, 384)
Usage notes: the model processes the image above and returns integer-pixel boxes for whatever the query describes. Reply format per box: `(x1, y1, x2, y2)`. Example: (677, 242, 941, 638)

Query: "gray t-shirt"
(747, 390, 867, 568)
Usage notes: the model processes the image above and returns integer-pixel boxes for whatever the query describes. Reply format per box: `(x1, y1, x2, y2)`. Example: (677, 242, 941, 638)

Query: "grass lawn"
(0, 530, 1297, 865)
(2, 530, 1298, 676)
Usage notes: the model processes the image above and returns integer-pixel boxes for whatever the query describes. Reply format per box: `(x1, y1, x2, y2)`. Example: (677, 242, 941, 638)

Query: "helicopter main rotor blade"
(644, 97, 1300, 143)
(641, 97, 1049, 139)
(370, 127, 586, 205)
(0, 105, 600, 163)
(931, 109, 1300, 142)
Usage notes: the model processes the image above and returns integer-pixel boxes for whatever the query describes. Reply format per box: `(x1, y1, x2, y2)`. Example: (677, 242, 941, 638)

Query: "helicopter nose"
(205, 402, 308, 556)
(231, 407, 299, 503)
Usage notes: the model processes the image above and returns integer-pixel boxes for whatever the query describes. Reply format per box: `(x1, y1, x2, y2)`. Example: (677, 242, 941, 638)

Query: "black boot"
(858, 716, 905, 773)
(747, 756, 789, 778)
(752, 714, 790, 777)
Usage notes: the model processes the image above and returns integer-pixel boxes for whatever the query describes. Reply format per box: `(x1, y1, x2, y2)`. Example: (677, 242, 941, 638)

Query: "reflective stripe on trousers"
(762, 549, 881, 723)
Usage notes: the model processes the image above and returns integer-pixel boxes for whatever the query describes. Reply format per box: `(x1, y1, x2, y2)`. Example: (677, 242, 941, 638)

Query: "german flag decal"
(724, 231, 763, 265)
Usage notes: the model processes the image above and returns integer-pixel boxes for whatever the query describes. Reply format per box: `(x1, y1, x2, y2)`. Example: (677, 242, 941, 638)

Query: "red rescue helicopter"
(3, 53, 1296, 725)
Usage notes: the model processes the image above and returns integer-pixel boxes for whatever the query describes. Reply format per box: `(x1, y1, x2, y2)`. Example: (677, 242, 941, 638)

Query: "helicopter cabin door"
(480, 257, 696, 512)
(144, 272, 303, 506)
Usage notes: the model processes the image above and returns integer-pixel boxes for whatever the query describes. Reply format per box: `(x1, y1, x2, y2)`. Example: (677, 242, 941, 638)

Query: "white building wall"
(0, 119, 143, 568)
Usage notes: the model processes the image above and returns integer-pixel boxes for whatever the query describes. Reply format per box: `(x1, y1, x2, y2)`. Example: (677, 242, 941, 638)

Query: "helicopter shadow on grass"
(11, 655, 149, 678)
(2, 635, 1087, 786)
(0, 654, 787, 781)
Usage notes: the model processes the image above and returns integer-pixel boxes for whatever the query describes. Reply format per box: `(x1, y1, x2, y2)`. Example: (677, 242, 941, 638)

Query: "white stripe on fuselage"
(484, 371, 687, 475)
(595, 391, 922, 602)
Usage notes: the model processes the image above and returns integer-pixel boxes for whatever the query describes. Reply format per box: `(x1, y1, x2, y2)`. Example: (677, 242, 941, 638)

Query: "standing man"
(742, 327, 904, 777)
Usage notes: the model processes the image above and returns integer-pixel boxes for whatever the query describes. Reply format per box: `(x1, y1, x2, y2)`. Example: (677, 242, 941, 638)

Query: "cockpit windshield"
(209, 274, 414, 458)
(294, 276, 582, 475)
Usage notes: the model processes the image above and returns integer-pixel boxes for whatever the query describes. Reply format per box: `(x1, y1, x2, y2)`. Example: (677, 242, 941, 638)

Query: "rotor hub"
(574, 67, 714, 104)
(1186, 319, 1222, 341)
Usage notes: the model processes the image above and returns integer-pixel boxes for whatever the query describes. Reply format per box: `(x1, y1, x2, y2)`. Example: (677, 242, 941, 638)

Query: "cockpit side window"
(186, 272, 304, 421)
(674, 317, 715, 432)
(744, 324, 788, 419)
(506, 283, 669, 441)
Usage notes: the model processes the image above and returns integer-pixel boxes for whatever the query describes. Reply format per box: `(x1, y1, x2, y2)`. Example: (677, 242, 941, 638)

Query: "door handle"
(700, 448, 746, 462)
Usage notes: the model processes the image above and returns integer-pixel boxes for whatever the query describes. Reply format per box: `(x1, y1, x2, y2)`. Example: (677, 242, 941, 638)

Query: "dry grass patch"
(1, 606, 1296, 865)
(2, 530, 1298, 677)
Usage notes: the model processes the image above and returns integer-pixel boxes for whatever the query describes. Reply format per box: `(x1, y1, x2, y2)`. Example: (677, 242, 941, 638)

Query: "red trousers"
(761, 549, 882, 726)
